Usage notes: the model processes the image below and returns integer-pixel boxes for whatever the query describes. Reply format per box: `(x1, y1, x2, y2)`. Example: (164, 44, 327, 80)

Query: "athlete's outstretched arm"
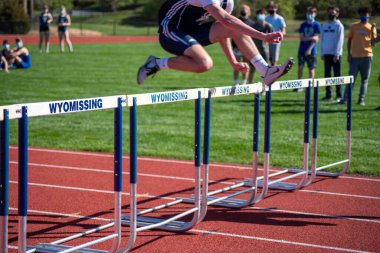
(204, 4, 283, 43)
(219, 38, 249, 74)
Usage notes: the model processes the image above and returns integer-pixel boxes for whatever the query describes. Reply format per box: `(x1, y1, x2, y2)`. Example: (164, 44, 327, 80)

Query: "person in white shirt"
(320, 6, 344, 102)
(137, 0, 294, 86)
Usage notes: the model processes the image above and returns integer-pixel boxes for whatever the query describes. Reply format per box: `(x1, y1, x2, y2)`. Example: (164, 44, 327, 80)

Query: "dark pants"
(324, 55, 342, 99)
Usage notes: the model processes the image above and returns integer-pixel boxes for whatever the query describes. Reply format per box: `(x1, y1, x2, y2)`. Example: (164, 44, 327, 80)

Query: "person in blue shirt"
(12, 38, 31, 69)
(297, 6, 321, 91)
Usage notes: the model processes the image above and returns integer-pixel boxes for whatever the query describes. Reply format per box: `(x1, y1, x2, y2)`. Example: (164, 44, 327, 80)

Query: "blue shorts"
(16, 61, 31, 69)
(159, 22, 213, 56)
(298, 53, 317, 69)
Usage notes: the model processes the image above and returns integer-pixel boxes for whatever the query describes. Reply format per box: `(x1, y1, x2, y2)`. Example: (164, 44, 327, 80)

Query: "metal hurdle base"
(255, 179, 298, 191)
(121, 215, 191, 231)
(286, 168, 340, 178)
(29, 244, 107, 253)
(182, 195, 249, 208)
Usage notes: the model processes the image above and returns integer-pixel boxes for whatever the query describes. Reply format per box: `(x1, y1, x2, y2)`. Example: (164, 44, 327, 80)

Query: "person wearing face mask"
(58, 6, 73, 53)
(39, 5, 53, 53)
(296, 6, 320, 92)
(320, 6, 344, 102)
(231, 4, 255, 85)
(1, 40, 13, 62)
(11, 38, 31, 69)
(1, 41, 11, 73)
(265, 1, 286, 66)
(340, 7, 377, 106)
(248, 8, 273, 83)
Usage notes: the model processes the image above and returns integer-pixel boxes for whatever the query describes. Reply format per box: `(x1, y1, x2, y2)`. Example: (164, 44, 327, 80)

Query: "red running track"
(0, 35, 158, 45)
(7, 146, 380, 253)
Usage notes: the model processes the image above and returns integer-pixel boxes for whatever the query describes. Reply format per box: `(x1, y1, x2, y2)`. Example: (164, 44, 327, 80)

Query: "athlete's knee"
(195, 57, 213, 73)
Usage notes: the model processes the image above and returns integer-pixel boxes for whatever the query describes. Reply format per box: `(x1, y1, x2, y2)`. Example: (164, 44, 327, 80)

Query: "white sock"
(234, 79, 239, 85)
(156, 58, 169, 70)
(242, 79, 247, 85)
(250, 55, 268, 77)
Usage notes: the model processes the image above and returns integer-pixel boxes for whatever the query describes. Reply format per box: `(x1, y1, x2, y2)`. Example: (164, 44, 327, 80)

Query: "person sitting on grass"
(12, 38, 32, 69)
(0, 53, 9, 73)
(1, 40, 12, 72)
(137, 0, 294, 86)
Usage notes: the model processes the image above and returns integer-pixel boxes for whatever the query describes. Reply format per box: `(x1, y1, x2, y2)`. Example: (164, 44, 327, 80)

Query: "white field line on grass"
(8, 180, 380, 224)
(12, 146, 380, 182)
(9, 161, 380, 201)
(7, 208, 371, 253)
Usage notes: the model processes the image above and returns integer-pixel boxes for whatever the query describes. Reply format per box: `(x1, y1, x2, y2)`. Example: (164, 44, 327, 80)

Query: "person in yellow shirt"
(341, 7, 376, 106)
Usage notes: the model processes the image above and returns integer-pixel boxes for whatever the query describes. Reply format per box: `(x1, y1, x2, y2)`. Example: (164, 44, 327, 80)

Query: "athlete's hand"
(232, 61, 250, 75)
(264, 32, 284, 43)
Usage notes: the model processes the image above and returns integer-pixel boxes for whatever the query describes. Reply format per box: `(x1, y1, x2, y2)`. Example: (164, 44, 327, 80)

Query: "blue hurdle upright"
(0, 109, 10, 253)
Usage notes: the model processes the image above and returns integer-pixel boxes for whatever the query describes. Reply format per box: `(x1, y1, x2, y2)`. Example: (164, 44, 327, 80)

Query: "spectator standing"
(250, 8, 273, 83)
(58, 6, 73, 53)
(265, 1, 286, 66)
(341, 7, 377, 106)
(320, 6, 344, 102)
(11, 38, 31, 69)
(296, 7, 320, 92)
(39, 5, 53, 53)
(231, 4, 255, 85)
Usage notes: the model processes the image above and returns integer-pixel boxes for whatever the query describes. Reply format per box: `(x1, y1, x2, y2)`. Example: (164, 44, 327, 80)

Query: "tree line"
(1, 0, 378, 34)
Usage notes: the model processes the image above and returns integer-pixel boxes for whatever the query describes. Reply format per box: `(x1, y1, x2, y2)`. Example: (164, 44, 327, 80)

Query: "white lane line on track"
(190, 229, 371, 253)
(300, 189, 380, 200)
(9, 161, 380, 201)
(7, 207, 371, 253)
(10, 146, 380, 182)
(10, 161, 197, 182)
(8, 180, 380, 224)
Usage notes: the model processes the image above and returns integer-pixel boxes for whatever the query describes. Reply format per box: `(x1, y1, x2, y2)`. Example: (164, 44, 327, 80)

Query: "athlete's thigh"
(209, 21, 233, 43)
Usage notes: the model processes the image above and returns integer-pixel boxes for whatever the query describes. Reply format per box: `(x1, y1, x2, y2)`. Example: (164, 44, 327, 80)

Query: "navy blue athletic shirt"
(158, 0, 233, 34)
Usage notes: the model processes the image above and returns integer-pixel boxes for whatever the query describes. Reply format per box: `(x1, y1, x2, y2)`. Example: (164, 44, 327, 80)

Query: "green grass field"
(1, 40, 379, 176)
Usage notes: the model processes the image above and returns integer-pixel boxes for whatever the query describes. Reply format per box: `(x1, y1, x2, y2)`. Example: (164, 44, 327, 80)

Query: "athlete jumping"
(137, 0, 293, 86)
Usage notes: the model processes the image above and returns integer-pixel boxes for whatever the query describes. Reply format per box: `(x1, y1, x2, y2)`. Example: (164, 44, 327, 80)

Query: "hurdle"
(182, 83, 287, 208)
(121, 88, 208, 232)
(183, 77, 353, 209)
(0, 95, 133, 253)
(249, 78, 313, 191)
(286, 76, 354, 183)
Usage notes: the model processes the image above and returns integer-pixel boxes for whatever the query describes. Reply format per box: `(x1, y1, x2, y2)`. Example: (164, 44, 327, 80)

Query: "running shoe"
(262, 57, 294, 86)
(137, 55, 160, 85)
